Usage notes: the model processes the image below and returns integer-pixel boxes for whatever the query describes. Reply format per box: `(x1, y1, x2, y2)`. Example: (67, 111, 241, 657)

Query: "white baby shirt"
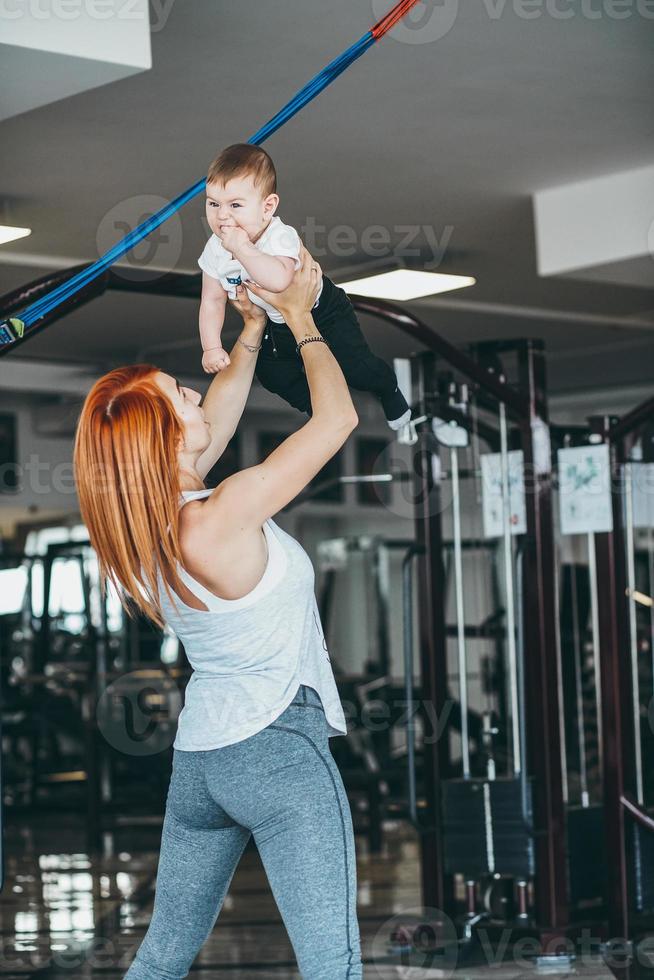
(198, 216, 322, 324)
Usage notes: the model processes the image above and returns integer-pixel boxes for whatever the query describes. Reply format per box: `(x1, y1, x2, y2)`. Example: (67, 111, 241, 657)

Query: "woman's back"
(160, 489, 346, 750)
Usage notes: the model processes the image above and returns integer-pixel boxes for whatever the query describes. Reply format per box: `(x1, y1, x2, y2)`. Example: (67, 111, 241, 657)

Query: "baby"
(198, 143, 411, 430)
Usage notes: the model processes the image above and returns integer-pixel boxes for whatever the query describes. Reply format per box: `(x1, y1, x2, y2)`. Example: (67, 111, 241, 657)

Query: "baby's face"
(205, 175, 277, 242)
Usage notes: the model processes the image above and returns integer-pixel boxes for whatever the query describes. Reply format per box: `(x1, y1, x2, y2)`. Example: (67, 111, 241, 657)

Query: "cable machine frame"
(590, 400, 654, 947)
(354, 298, 566, 938)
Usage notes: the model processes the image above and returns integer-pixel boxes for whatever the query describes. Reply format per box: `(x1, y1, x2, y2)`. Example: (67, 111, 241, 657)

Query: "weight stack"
(567, 804, 606, 905)
(442, 777, 535, 878)
(632, 820, 654, 913)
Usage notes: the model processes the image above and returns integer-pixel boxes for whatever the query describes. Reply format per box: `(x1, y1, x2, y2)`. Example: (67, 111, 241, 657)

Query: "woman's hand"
(227, 283, 267, 326)
(245, 245, 322, 323)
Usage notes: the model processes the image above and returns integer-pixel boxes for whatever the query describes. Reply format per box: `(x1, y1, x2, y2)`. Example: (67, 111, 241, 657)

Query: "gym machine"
(350, 297, 582, 966)
(311, 528, 510, 856)
(0, 538, 188, 852)
(544, 400, 654, 964)
(588, 399, 654, 958)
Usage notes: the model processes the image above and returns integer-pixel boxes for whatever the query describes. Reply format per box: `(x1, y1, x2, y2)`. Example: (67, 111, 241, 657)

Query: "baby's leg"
(318, 295, 411, 429)
(255, 323, 312, 415)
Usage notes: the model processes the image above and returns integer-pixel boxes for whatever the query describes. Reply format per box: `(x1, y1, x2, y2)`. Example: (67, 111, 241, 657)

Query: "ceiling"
(1, 0, 653, 396)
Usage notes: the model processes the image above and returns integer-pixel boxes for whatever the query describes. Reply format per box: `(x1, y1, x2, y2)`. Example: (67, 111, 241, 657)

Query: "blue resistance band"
(0, 30, 377, 346)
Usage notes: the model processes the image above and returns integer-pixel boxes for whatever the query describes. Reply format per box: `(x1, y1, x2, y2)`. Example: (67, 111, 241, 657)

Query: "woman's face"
(155, 373, 211, 455)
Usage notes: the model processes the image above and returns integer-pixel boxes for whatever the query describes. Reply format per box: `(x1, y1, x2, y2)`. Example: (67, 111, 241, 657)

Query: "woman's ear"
(263, 193, 279, 218)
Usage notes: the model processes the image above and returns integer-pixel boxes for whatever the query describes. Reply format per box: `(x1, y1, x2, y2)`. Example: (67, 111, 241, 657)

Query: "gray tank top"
(158, 489, 346, 750)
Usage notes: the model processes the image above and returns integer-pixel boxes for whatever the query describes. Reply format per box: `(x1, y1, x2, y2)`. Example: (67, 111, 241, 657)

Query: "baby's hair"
(207, 144, 277, 197)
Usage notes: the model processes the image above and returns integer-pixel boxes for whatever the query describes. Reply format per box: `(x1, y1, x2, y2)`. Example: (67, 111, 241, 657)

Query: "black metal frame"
(590, 399, 654, 944)
(358, 301, 566, 935)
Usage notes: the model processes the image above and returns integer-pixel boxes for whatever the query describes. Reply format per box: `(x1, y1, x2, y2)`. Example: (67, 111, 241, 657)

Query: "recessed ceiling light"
(0, 225, 31, 246)
(337, 269, 476, 301)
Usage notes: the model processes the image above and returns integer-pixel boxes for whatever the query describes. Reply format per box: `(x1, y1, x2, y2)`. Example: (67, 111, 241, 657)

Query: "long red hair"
(73, 364, 185, 628)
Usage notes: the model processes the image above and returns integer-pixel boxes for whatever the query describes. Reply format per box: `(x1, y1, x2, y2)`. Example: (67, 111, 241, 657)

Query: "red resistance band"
(371, 0, 424, 40)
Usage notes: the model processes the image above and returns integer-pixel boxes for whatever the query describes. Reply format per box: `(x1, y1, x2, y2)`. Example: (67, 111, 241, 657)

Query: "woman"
(73, 248, 363, 979)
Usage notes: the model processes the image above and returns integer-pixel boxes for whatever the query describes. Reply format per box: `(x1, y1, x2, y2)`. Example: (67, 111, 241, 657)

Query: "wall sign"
(558, 444, 613, 535)
(481, 450, 527, 538)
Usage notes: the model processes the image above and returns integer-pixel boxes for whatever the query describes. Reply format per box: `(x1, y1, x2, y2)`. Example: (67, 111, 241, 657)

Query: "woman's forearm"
(200, 315, 266, 441)
(283, 311, 357, 424)
(239, 315, 267, 349)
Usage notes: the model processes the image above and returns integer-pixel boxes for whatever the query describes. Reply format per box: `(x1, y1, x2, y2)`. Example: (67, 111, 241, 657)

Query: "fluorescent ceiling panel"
(337, 269, 476, 300)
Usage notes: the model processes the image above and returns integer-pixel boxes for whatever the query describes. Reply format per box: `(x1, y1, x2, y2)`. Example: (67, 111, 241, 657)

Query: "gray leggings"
(124, 684, 362, 979)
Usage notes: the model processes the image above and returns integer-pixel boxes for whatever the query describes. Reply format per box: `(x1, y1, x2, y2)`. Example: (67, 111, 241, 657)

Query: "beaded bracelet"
(296, 335, 328, 356)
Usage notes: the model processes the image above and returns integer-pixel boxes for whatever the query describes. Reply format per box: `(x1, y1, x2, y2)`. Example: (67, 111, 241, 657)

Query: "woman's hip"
(170, 687, 336, 825)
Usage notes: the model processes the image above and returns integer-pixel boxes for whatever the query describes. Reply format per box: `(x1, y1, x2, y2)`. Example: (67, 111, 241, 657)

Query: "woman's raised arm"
(195, 283, 268, 480)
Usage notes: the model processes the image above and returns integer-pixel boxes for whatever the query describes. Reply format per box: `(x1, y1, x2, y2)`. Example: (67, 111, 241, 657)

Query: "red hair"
(73, 364, 185, 628)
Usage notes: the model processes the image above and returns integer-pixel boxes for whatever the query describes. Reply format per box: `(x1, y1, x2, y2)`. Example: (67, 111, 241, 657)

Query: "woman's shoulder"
(177, 490, 265, 569)
(178, 492, 222, 554)
(176, 490, 281, 603)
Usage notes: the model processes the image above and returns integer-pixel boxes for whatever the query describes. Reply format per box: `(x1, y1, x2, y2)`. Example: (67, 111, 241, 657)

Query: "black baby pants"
(254, 276, 405, 419)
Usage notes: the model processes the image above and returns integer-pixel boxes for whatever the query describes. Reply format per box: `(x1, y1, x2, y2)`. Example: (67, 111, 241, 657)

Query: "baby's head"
(205, 144, 278, 242)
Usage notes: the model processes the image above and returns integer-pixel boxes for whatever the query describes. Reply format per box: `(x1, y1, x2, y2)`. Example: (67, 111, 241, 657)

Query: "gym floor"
(1, 810, 616, 979)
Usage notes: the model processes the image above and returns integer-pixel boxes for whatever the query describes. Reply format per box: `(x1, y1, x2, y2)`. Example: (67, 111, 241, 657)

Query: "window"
(0, 565, 28, 615)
